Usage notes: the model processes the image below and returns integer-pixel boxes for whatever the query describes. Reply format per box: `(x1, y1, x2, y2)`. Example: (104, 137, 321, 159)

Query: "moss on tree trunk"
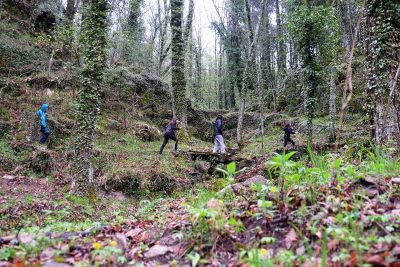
(171, 0, 188, 134)
(72, 0, 108, 196)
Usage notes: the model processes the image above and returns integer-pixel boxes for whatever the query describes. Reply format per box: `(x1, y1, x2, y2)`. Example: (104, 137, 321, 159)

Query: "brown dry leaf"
(364, 254, 385, 267)
(285, 228, 298, 249)
(13, 259, 24, 267)
(349, 250, 357, 267)
(136, 231, 149, 242)
(328, 239, 340, 252)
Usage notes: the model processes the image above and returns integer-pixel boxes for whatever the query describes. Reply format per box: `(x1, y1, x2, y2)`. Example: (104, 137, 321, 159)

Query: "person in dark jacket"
(213, 114, 226, 154)
(283, 123, 295, 147)
(159, 117, 180, 155)
(37, 104, 50, 144)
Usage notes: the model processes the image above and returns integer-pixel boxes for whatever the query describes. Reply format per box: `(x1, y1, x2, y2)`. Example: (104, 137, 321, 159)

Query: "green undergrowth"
(184, 147, 399, 266)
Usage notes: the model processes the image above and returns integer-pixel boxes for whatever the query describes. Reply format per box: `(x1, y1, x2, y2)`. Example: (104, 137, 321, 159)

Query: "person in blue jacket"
(37, 104, 50, 144)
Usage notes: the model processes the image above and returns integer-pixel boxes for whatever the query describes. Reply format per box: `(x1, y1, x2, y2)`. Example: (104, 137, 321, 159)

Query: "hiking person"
(37, 103, 50, 144)
(284, 123, 296, 147)
(159, 117, 180, 155)
(213, 114, 226, 154)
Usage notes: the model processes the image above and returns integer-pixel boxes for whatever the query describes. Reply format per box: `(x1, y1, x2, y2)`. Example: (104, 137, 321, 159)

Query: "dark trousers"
(40, 126, 50, 144)
(159, 132, 178, 154)
(284, 135, 295, 147)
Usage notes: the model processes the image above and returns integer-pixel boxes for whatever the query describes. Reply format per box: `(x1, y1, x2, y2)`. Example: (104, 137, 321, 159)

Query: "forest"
(0, 0, 399, 266)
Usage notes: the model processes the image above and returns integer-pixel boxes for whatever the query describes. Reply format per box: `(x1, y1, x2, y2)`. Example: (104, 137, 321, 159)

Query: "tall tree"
(121, 0, 144, 65)
(66, 0, 77, 21)
(275, 0, 286, 74)
(157, 0, 170, 76)
(183, 0, 195, 46)
(237, 0, 266, 146)
(170, 0, 188, 132)
(72, 0, 108, 196)
(260, 1, 273, 109)
(366, 0, 400, 146)
(287, 4, 321, 143)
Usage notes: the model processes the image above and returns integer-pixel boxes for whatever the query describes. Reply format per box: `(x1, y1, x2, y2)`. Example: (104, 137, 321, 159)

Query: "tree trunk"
(183, 0, 194, 47)
(275, 0, 285, 74)
(72, 0, 108, 196)
(329, 66, 337, 142)
(365, 0, 400, 146)
(237, 0, 266, 147)
(171, 0, 188, 134)
(66, 0, 76, 21)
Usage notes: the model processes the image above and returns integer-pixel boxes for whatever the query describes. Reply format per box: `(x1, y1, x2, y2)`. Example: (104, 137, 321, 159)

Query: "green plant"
(186, 251, 201, 267)
(240, 248, 273, 267)
(216, 161, 244, 182)
(190, 200, 226, 238)
(358, 146, 400, 176)
(321, 229, 328, 267)
(0, 247, 16, 261)
(228, 215, 245, 233)
(267, 151, 296, 208)
(91, 245, 125, 266)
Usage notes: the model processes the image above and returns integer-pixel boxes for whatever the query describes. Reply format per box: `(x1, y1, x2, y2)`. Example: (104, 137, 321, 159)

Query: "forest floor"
(0, 130, 399, 266)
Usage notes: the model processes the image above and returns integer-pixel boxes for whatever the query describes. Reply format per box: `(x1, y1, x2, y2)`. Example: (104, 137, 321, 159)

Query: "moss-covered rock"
(0, 155, 14, 172)
(104, 169, 141, 196)
(27, 149, 52, 175)
(133, 121, 161, 142)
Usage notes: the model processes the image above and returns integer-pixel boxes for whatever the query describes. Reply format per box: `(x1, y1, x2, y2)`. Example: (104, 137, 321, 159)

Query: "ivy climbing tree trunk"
(72, 0, 108, 196)
(302, 18, 318, 144)
(275, 0, 286, 74)
(366, 0, 400, 146)
(171, 0, 188, 134)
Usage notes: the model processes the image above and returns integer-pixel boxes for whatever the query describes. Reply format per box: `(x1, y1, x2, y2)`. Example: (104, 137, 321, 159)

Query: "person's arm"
(41, 113, 47, 128)
(172, 123, 180, 131)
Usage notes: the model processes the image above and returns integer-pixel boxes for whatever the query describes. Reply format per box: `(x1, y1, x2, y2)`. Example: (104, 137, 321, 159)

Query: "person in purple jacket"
(159, 117, 180, 155)
(284, 123, 296, 147)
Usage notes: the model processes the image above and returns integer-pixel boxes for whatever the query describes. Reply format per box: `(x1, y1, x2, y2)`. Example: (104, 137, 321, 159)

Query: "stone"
(144, 245, 171, 258)
(126, 228, 143, 239)
(42, 262, 71, 267)
(115, 233, 128, 249)
(107, 119, 123, 131)
(2, 175, 15, 180)
(392, 178, 400, 184)
(18, 233, 35, 244)
(40, 247, 55, 261)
